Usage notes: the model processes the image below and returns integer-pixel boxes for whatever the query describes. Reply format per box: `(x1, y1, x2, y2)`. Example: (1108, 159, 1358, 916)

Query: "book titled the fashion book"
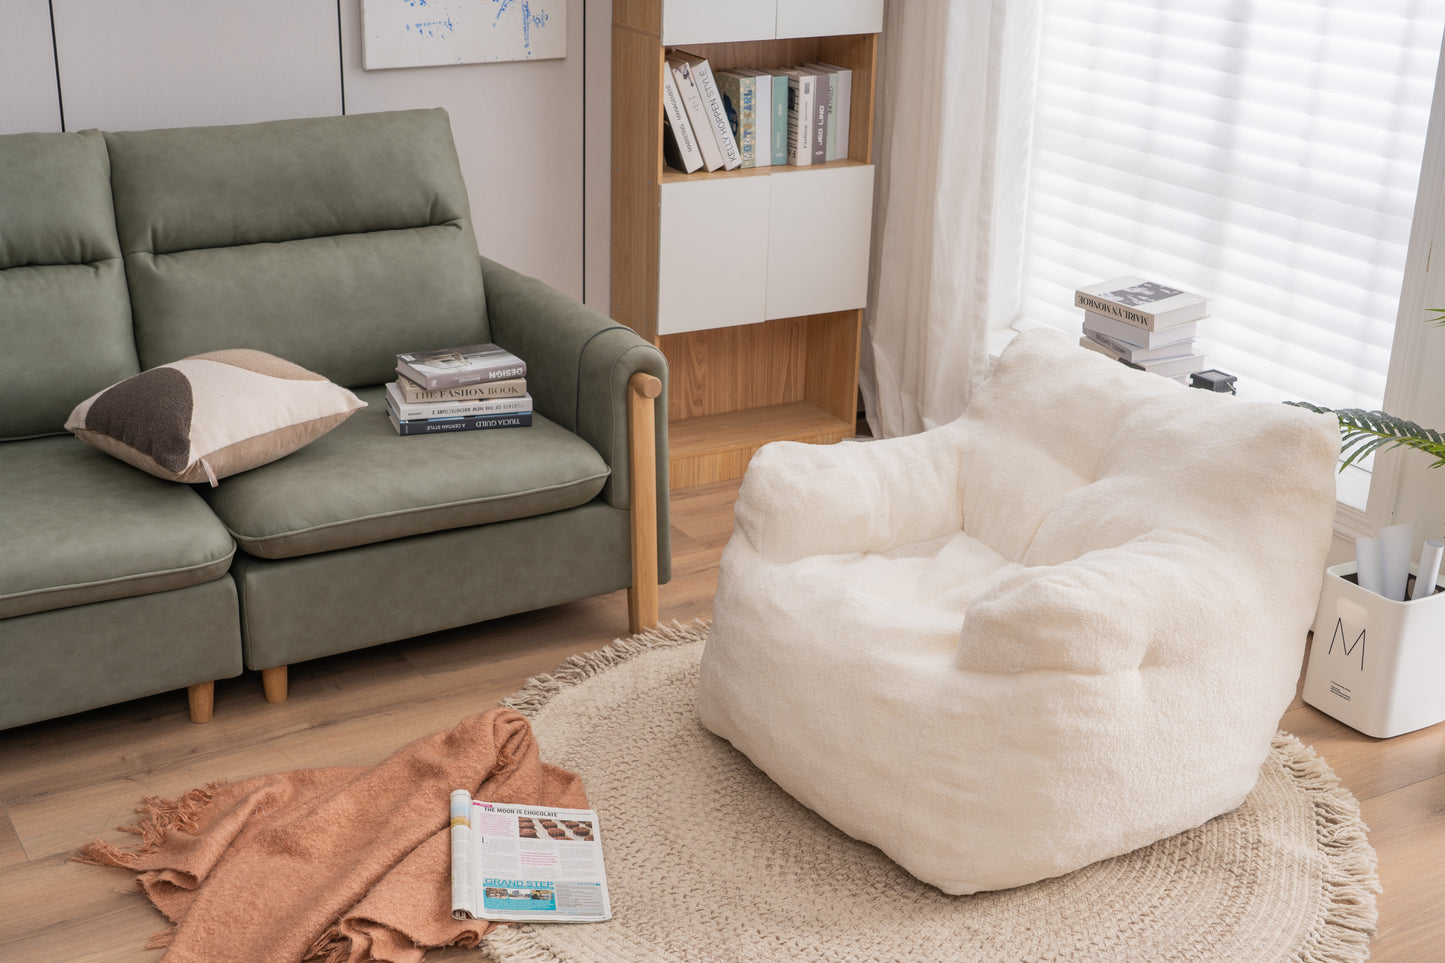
(396, 343, 527, 391)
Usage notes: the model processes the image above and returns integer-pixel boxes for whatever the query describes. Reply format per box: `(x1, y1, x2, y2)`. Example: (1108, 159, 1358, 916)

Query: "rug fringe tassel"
(1271, 733, 1381, 963)
(482, 925, 570, 963)
(501, 619, 709, 719)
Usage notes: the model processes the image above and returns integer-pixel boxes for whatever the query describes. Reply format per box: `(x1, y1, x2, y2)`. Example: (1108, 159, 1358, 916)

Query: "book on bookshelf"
(395, 376, 527, 404)
(804, 64, 838, 161)
(804, 61, 852, 159)
(395, 343, 527, 391)
(387, 409, 534, 435)
(766, 71, 788, 165)
(782, 69, 817, 166)
(1081, 327, 1198, 363)
(781, 65, 828, 166)
(669, 51, 741, 171)
(736, 68, 773, 168)
(1081, 311, 1199, 349)
(716, 70, 758, 169)
(670, 59, 725, 171)
(660, 63, 703, 174)
(1074, 276, 1208, 331)
(385, 381, 532, 421)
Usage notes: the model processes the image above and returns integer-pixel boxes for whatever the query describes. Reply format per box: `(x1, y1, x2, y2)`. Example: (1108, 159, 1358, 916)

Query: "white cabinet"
(765, 165, 875, 321)
(776, 0, 886, 40)
(657, 165, 875, 335)
(658, 177, 772, 334)
(662, 0, 776, 46)
(613, 0, 880, 486)
(660, 0, 883, 45)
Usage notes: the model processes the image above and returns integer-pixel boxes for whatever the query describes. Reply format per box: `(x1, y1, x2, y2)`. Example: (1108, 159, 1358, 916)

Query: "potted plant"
(1289, 309, 1445, 470)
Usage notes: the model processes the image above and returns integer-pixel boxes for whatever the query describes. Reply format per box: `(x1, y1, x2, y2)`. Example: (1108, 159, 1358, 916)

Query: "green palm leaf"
(1286, 402, 1445, 471)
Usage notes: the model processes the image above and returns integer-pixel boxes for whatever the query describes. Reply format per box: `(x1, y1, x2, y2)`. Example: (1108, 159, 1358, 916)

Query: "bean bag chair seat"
(698, 329, 1341, 894)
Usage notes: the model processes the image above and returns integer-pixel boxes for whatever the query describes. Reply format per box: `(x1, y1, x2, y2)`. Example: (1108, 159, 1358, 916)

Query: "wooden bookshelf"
(611, 1, 881, 489)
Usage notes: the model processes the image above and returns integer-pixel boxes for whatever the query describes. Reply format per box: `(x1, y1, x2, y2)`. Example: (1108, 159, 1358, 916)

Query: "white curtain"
(861, 0, 1042, 437)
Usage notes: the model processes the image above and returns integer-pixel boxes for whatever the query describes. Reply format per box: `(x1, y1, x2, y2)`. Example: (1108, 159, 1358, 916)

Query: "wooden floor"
(1, 477, 1442, 961)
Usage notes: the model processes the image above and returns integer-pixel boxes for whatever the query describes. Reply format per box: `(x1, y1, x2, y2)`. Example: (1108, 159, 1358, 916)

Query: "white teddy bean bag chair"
(698, 329, 1341, 895)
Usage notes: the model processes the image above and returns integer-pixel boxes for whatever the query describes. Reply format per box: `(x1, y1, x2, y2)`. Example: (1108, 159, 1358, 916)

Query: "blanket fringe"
(1272, 732, 1381, 963)
(72, 786, 217, 867)
(500, 619, 709, 720)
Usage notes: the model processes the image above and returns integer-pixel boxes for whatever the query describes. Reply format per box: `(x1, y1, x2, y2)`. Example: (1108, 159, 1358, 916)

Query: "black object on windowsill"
(1190, 369, 1237, 394)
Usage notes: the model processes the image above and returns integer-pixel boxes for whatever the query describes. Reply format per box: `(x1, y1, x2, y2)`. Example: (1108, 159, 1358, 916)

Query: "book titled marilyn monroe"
(396, 343, 527, 391)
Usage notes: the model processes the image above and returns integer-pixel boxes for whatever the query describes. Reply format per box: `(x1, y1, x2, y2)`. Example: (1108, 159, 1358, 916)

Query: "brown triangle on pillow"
(83, 366, 194, 472)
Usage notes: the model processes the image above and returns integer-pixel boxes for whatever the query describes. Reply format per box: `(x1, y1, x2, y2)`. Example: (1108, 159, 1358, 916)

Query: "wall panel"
(0, 0, 62, 134)
(52, 0, 341, 132)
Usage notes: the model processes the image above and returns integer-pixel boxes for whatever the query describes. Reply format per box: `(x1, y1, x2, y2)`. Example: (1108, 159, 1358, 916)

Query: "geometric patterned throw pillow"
(66, 349, 366, 485)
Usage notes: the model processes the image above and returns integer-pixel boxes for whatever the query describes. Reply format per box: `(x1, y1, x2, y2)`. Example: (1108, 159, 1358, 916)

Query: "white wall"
(0, 0, 612, 307)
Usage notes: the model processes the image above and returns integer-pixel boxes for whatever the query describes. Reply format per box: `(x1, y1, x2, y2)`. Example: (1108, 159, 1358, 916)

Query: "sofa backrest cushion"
(0, 129, 139, 440)
(105, 109, 488, 388)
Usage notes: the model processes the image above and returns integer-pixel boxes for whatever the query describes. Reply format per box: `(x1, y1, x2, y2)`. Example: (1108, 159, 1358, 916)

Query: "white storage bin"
(1304, 561, 1445, 738)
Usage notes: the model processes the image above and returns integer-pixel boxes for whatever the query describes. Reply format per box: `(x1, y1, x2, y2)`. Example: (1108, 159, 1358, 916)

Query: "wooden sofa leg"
(262, 666, 288, 704)
(627, 372, 662, 634)
(187, 682, 215, 723)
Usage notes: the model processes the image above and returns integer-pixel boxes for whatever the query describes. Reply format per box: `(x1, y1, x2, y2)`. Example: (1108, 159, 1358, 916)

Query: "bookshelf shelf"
(612, 0, 882, 489)
(667, 402, 854, 490)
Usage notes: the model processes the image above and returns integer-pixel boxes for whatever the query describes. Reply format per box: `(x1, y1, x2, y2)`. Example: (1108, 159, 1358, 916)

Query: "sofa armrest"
(479, 256, 670, 578)
(733, 422, 968, 564)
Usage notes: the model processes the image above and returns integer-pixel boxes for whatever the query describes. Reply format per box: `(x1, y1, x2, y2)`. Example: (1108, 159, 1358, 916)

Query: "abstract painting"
(361, 0, 565, 70)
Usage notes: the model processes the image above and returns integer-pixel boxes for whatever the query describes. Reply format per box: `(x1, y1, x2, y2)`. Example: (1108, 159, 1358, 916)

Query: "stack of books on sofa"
(1073, 277, 1209, 383)
(388, 343, 532, 435)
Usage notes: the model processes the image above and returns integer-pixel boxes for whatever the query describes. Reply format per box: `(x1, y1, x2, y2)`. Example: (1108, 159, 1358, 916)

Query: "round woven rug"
(481, 622, 1379, 963)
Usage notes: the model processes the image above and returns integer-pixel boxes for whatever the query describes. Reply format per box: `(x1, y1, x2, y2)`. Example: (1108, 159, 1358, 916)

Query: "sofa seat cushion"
(0, 436, 236, 619)
(202, 385, 611, 559)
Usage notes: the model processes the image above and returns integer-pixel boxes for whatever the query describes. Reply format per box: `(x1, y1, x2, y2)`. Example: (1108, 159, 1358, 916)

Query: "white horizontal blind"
(1021, 0, 1445, 410)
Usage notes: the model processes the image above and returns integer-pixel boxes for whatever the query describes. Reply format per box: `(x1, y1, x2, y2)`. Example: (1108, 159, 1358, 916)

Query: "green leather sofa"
(0, 109, 669, 730)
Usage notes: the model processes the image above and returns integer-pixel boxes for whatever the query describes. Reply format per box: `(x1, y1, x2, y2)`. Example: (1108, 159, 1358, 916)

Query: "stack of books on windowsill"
(389, 343, 531, 435)
(1073, 277, 1209, 383)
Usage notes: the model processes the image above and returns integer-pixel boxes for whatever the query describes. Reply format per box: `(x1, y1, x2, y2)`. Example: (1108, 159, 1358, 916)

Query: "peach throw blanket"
(77, 708, 587, 962)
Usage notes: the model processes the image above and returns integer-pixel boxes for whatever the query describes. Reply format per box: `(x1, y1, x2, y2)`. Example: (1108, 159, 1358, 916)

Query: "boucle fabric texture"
(699, 328, 1343, 895)
(484, 623, 1377, 963)
(66, 348, 364, 485)
(76, 708, 586, 963)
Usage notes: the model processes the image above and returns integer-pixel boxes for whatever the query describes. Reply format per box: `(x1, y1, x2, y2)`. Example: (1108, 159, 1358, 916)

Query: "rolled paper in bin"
(1355, 536, 1385, 596)
(1379, 523, 1413, 601)
(1414, 539, 1444, 600)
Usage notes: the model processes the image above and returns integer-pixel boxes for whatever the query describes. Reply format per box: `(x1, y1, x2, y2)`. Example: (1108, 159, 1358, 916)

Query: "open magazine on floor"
(449, 790, 612, 923)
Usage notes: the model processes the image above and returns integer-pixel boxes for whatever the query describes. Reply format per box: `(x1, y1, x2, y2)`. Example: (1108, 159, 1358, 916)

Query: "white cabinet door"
(658, 177, 773, 335)
(661, 0, 776, 46)
(775, 0, 885, 39)
(765, 164, 875, 320)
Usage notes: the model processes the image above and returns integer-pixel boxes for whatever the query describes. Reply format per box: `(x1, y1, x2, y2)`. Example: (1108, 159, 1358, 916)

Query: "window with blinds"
(1019, 0, 1445, 417)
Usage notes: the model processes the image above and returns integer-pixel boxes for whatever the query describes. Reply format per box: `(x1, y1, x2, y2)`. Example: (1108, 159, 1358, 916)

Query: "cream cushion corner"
(66, 349, 365, 485)
(698, 328, 1342, 895)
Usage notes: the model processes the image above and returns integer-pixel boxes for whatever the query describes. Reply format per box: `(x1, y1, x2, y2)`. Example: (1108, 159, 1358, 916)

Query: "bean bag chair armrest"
(480, 256, 668, 517)
(955, 533, 1238, 676)
(733, 422, 968, 564)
